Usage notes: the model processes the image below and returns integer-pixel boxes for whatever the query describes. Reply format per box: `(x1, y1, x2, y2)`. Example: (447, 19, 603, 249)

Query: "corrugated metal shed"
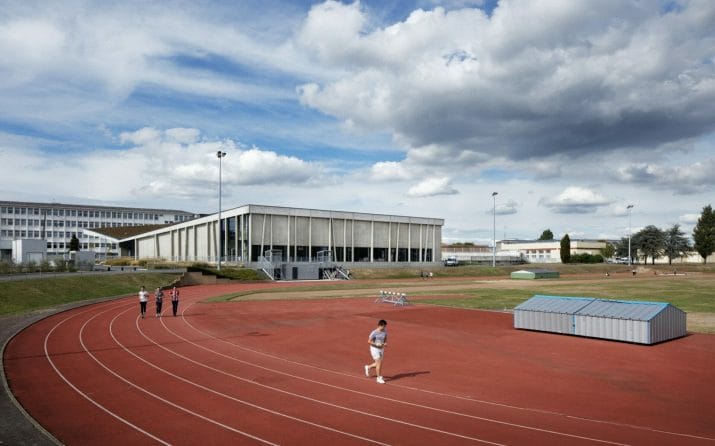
(514, 295, 687, 344)
(513, 295, 593, 334)
(510, 269, 560, 279)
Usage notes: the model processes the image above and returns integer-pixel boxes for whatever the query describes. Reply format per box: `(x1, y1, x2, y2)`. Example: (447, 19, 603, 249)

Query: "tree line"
(555, 205, 715, 265)
(611, 205, 714, 265)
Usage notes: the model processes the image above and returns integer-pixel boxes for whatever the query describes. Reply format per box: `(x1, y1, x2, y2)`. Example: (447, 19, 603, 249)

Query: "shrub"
(570, 253, 604, 264)
(187, 264, 263, 281)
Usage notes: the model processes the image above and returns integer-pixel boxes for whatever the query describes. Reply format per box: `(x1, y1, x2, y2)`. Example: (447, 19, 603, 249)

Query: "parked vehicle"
(444, 256, 458, 266)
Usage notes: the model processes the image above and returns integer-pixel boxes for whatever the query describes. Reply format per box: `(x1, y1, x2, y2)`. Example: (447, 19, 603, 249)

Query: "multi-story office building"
(0, 200, 198, 258)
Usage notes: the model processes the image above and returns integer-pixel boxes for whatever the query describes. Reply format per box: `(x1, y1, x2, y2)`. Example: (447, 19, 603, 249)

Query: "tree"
(69, 234, 80, 252)
(663, 224, 691, 265)
(538, 229, 554, 240)
(560, 234, 571, 263)
(693, 204, 715, 264)
(632, 225, 665, 265)
(601, 242, 615, 260)
(614, 237, 630, 259)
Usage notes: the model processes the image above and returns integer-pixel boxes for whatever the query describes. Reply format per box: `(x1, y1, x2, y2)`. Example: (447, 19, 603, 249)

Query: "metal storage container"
(514, 295, 687, 345)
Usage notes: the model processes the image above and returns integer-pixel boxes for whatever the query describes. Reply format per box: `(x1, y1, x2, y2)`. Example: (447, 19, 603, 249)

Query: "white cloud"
(540, 186, 613, 214)
(679, 213, 701, 225)
(496, 200, 518, 216)
(613, 158, 715, 193)
(406, 177, 458, 197)
(0, 127, 325, 207)
(368, 161, 413, 182)
(296, 0, 715, 178)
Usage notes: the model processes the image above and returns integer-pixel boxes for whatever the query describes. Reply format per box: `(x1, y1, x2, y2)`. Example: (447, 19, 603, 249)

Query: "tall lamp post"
(627, 204, 634, 267)
(492, 192, 498, 267)
(217, 150, 227, 270)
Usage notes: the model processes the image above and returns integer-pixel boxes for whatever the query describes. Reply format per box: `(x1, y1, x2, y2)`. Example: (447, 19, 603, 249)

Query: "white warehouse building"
(497, 239, 608, 263)
(116, 204, 444, 270)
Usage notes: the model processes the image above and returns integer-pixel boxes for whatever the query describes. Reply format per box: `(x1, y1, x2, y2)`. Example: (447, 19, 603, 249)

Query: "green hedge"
(569, 253, 605, 264)
(187, 264, 264, 281)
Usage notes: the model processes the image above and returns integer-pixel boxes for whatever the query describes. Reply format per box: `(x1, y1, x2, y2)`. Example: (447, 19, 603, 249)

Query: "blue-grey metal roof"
(524, 269, 558, 274)
(575, 300, 669, 321)
(514, 295, 595, 314)
(515, 295, 674, 321)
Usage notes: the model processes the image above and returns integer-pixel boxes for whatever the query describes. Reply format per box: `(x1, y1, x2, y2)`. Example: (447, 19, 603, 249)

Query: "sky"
(1, 0, 714, 245)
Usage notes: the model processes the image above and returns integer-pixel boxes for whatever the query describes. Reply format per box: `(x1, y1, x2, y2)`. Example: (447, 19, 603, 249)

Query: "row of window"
(0, 230, 114, 239)
(43, 242, 117, 250)
(0, 206, 164, 220)
(1, 218, 111, 228)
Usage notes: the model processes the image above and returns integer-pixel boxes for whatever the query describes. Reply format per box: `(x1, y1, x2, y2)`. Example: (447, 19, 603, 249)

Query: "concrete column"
(408, 223, 411, 262)
(419, 224, 423, 262)
(396, 222, 400, 262)
(247, 213, 252, 262)
(388, 221, 391, 263)
(370, 220, 374, 262)
(287, 215, 291, 262)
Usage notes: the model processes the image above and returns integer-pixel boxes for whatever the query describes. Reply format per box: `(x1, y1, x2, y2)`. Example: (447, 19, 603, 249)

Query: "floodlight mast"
(627, 204, 634, 267)
(217, 150, 227, 270)
(492, 192, 498, 267)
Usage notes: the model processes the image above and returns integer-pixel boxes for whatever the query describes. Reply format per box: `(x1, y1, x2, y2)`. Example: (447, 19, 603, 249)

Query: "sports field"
(4, 272, 714, 445)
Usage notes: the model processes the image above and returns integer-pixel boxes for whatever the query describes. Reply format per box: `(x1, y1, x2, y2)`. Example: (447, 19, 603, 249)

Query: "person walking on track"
(364, 319, 388, 384)
(139, 286, 149, 319)
(170, 286, 180, 317)
(155, 287, 164, 317)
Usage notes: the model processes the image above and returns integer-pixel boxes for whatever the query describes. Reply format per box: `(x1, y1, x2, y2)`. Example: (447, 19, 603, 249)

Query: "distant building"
(441, 243, 491, 264)
(497, 239, 607, 264)
(0, 200, 198, 259)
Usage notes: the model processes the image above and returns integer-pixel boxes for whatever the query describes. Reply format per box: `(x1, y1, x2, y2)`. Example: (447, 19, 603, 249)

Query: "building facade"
(0, 200, 197, 258)
(118, 204, 444, 266)
(497, 239, 607, 263)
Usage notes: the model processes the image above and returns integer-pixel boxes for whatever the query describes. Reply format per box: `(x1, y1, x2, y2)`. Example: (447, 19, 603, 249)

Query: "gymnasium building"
(100, 204, 444, 278)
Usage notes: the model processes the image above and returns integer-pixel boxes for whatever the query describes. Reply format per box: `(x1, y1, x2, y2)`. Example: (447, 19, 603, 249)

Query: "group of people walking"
(139, 285, 180, 318)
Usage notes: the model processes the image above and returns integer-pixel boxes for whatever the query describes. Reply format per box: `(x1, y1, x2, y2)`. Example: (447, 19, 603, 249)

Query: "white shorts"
(370, 346, 384, 360)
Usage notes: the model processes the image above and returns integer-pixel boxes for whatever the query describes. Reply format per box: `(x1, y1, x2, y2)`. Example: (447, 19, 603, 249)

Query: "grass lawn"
(412, 276, 715, 313)
(3, 266, 714, 332)
(0, 273, 181, 316)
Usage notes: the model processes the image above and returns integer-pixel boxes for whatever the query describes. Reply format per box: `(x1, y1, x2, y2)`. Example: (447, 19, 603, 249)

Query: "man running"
(364, 319, 388, 384)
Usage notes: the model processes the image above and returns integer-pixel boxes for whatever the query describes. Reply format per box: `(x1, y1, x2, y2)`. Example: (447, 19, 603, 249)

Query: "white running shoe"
(376, 376, 385, 384)
(364, 365, 370, 377)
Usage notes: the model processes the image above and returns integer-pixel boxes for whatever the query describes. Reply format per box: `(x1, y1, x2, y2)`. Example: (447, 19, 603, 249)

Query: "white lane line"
(138, 308, 505, 446)
(78, 305, 278, 446)
(112, 307, 389, 446)
(43, 304, 171, 445)
(181, 299, 715, 444)
(173, 303, 629, 446)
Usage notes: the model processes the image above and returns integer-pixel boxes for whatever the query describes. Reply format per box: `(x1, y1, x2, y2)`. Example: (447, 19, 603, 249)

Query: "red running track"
(4, 282, 715, 445)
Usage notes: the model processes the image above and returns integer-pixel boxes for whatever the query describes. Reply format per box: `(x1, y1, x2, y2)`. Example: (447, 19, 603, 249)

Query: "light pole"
(627, 204, 633, 267)
(492, 192, 498, 267)
(217, 150, 227, 270)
